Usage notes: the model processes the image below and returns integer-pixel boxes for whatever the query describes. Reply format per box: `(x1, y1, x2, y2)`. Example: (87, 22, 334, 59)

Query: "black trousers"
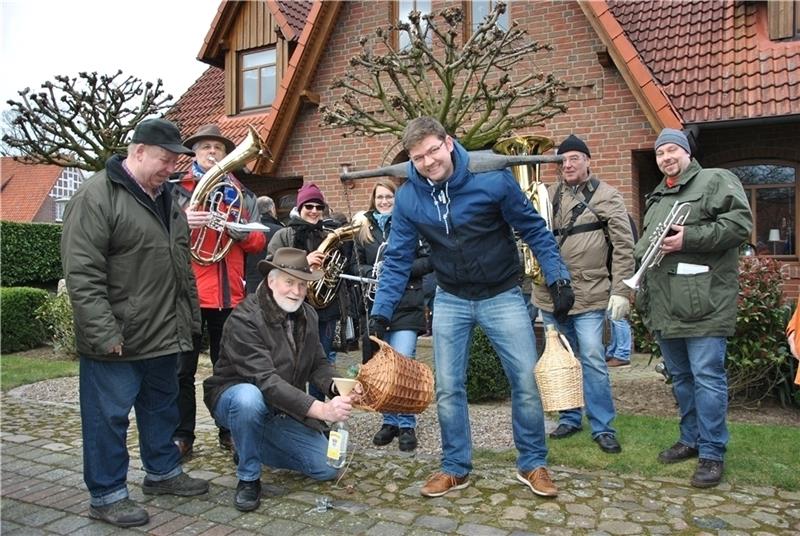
(174, 307, 232, 442)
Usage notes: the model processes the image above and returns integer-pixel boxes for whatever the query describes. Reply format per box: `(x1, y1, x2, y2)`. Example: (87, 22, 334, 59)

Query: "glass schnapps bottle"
(326, 420, 349, 468)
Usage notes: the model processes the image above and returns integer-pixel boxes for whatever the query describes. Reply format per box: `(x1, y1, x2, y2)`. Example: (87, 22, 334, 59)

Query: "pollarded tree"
(320, 1, 567, 151)
(2, 70, 174, 172)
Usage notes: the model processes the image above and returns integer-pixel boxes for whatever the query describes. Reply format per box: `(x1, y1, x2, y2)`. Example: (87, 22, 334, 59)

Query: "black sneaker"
(549, 423, 582, 439)
(142, 472, 209, 496)
(88, 498, 149, 528)
(234, 479, 262, 512)
(398, 427, 417, 452)
(691, 459, 724, 488)
(372, 424, 399, 446)
(658, 441, 699, 464)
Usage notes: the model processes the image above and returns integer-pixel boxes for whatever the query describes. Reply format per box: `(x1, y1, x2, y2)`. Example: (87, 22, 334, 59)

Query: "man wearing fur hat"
(636, 128, 751, 488)
(533, 134, 635, 455)
(204, 247, 361, 512)
(269, 183, 348, 398)
(171, 124, 267, 458)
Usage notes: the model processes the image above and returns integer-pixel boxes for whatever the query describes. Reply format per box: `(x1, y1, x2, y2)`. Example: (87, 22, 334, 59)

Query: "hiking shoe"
(606, 358, 631, 368)
(517, 467, 558, 497)
(372, 424, 399, 446)
(142, 472, 209, 496)
(398, 428, 417, 452)
(88, 498, 149, 528)
(234, 479, 262, 511)
(594, 433, 622, 454)
(691, 459, 724, 488)
(420, 472, 469, 497)
(658, 441, 698, 464)
(549, 423, 582, 439)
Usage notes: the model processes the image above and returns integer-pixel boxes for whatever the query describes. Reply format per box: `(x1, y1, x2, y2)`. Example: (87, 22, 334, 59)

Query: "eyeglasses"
(375, 195, 394, 201)
(302, 203, 325, 211)
(410, 140, 446, 165)
(563, 155, 585, 165)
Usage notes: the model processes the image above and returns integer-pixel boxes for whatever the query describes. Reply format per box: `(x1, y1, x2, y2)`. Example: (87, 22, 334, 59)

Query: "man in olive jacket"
(204, 248, 360, 512)
(61, 119, 208, 528)
(533, 134, 635, 455)
(636, 128, 752, 488)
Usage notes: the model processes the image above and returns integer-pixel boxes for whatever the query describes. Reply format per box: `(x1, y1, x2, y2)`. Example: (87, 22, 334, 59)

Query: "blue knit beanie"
(654, 128, 691, 154)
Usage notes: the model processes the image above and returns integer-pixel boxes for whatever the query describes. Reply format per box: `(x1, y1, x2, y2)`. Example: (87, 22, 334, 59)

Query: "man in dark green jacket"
(61, 119, 208, 528)
(635, 128, 752, 489)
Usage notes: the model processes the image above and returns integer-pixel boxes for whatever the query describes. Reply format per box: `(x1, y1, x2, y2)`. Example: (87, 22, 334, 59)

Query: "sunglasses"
(302, 203, 325, 211)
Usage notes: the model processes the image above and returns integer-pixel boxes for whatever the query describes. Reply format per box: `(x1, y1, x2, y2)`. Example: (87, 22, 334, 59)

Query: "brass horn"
(493, 135, 554, 285)
(188, 126, 266, 266)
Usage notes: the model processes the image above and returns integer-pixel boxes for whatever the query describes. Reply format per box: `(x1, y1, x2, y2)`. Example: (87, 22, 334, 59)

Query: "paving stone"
(596, 519, 645, 534)
(456, 522, 509, 535)
(414, 514, 458, 532)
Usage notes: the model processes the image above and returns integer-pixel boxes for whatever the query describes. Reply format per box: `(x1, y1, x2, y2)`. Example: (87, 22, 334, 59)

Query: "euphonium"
(308, 213, 369, 308)
(493, 135, 555, 285)
(188, 125, 265, 266)
(623, 201, 691, 290)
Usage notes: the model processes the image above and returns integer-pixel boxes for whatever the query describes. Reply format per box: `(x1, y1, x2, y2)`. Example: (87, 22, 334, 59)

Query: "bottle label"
(327, 430, 345, 459)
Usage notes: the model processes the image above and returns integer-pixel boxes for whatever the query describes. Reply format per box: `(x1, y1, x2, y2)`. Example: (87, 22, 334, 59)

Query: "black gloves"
(548, 279, 574, 324)
(362, 315, 389, 364)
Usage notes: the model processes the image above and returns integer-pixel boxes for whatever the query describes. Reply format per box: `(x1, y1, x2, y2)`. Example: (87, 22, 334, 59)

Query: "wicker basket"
(355, 336, 434, 414)
(534, 325, 584, 412)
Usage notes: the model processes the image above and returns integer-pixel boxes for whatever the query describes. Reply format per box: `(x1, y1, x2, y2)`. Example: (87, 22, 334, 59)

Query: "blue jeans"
(80, 355, 182, 507)
(433, 286, 548, 477)
(212, 383, 338, 482)
(656, 335, 729, 461)
(542, 309, 617, 437)
(382, 329, 418, 428)
(606, 315, 632, 362)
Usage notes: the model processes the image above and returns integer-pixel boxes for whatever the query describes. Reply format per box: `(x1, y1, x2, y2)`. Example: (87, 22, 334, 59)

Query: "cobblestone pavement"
(2, 388, 799, 535)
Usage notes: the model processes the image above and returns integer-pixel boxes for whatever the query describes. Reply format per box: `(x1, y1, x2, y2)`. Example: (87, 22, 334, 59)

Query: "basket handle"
(556, 331, 576, 357)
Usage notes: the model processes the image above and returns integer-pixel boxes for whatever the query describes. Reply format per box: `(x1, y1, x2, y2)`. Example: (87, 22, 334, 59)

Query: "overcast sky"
(0, 0, 221, 113)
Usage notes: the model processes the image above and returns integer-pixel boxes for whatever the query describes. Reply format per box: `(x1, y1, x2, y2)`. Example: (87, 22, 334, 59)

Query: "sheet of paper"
(676, 262, 709, 275)
(225, 221, 270, 232)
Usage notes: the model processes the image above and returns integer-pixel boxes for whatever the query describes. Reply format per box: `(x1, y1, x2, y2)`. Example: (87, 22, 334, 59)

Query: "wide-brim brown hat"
(258, 247, 323, 281)
(182, 124, 236, 154)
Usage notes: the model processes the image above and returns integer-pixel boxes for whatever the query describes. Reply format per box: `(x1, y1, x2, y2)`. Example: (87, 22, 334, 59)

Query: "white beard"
(274, 295, 303, 313)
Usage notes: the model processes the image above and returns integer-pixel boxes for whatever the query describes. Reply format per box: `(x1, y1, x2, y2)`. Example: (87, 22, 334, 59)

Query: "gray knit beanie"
(654, 128, 691, 154)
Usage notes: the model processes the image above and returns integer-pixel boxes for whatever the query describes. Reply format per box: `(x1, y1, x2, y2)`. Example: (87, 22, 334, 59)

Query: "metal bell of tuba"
(188, 125, 266, 266)
(493, 135, 555, 285)
(307, 213, 369, 309)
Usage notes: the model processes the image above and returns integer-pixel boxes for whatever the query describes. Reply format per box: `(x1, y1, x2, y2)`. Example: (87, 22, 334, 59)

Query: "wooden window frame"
(238, 46, 277, 112)
(462, 0, 510, 44)
(389, 0, 432, 50)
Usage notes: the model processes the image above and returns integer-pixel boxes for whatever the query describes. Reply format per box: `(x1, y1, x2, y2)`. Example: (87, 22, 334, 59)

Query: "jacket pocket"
(667, 271, 713, 320)
(119, 297, 142, 349)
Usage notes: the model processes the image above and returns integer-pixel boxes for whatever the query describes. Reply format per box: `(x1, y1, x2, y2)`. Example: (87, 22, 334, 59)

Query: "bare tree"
(320, 2, 567, 150)
(2, 70, 174, 171)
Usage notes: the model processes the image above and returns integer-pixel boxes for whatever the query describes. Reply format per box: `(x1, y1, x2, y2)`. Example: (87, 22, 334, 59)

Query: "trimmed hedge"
(1, 221, 63, 287)
(1, 287, 49, 352)
(467, 327, 511, 402)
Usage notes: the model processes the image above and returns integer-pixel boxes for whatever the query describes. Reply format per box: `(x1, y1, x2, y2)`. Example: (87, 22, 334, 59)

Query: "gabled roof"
(171, 0, 339, 174)
(268, 0, 313, 41)
(0, 157, 61, 222)
(603, 0, 800, 125)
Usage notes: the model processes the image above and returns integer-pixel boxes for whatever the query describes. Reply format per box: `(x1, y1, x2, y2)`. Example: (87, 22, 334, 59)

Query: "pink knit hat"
(296, 183, 326, 207)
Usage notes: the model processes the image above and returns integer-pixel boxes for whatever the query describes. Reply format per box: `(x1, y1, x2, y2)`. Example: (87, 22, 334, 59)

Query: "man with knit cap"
(636, 128, 751, 488)
(533, 134, 634, 455)
(171, 124, 267, 458)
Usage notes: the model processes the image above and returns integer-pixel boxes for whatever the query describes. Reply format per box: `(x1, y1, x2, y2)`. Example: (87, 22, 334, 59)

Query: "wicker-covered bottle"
(534, 325, 584, 412)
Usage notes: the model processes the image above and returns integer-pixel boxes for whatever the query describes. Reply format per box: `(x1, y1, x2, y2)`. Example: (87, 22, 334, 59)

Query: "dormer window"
(768, 0, 800, 41)
(240, 47, 277, 110)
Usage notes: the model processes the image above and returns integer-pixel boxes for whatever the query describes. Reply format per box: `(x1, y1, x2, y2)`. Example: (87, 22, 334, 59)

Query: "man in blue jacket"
(369, 117, 574, 498)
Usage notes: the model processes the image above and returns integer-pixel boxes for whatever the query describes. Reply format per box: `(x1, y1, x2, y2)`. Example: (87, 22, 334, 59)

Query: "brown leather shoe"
(420, 472, 469, 497)
(606, 358, 631, 368)
(174, 438, 193, 459)
(516, 467, 558, 497)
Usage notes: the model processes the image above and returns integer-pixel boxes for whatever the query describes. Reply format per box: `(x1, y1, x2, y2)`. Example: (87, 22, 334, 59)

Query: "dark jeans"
(175, 307, 232, 443)
(80, 354, 182, 506)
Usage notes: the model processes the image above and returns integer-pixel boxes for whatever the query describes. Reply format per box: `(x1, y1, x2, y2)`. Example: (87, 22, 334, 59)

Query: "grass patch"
(475, 413, 800, 490)
(0, 353, 78, 391)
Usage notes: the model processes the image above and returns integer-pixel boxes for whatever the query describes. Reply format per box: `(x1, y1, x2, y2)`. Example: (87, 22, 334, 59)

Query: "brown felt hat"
(258, 247, 323, 281)
(182, 124, 236, 154)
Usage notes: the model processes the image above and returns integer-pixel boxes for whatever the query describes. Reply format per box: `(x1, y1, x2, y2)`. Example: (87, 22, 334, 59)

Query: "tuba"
(308, 213, 369, 308)
(188, 125, 265, 266)
(493, 135, 555, 285)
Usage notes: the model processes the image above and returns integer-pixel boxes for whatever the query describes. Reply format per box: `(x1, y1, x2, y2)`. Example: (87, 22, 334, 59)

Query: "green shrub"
(1, 287, 49, 352)
(467, 327, 510, 402)
(0, 221, 63, 287)
(36, 285, 76, 358)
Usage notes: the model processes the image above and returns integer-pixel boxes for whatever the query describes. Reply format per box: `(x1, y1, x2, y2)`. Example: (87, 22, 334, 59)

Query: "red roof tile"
(269, 0, 313, 40)
(608, 0, 800, 124)
(0, 157, 61, 222)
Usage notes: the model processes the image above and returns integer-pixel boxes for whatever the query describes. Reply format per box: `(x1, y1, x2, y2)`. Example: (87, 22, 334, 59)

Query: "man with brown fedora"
(171, 124, 266, 458)
(203, 247, 361, 512)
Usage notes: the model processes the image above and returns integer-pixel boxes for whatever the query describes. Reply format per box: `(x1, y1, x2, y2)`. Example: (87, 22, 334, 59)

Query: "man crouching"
(203, 247, 360, 511)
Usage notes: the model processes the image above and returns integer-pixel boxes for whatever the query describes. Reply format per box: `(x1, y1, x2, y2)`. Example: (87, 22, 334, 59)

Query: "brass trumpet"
(624, 201, 691, 290)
